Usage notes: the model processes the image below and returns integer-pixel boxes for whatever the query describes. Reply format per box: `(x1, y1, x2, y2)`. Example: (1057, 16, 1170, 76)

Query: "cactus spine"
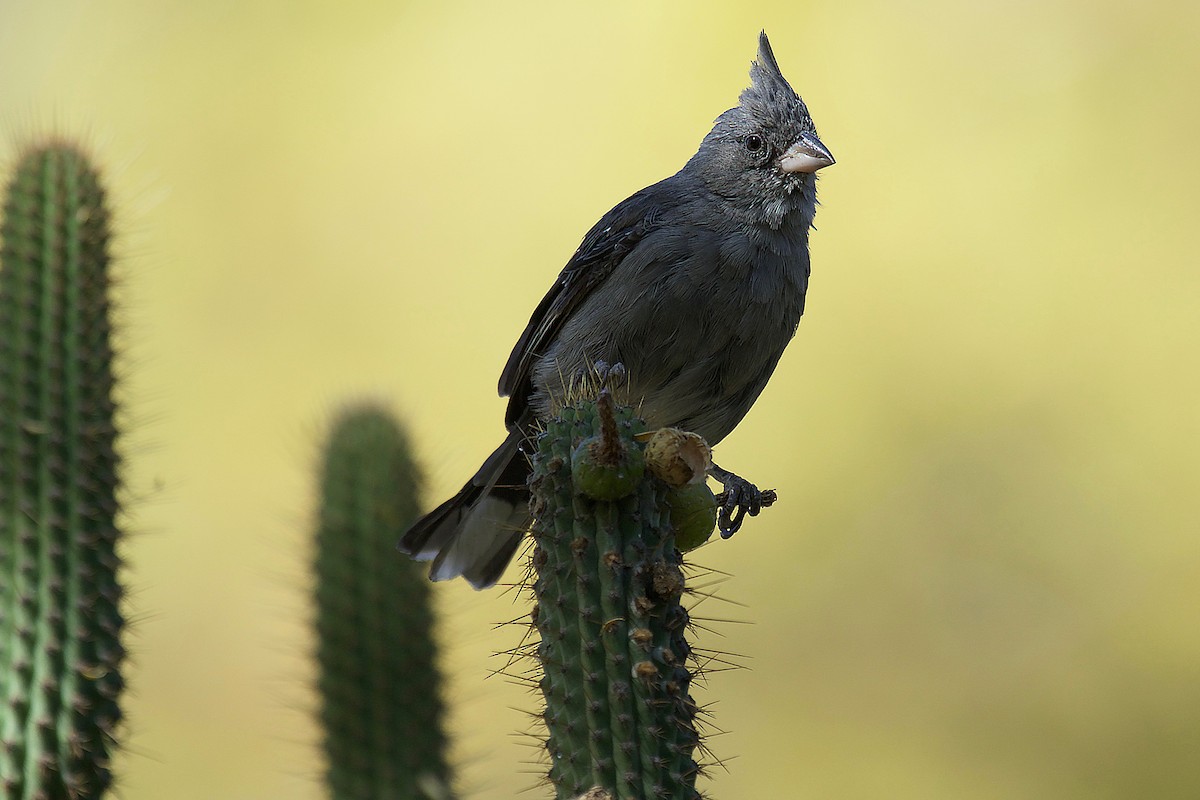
(530, 391, 701, 800)
(313, 404, 453, 799)
(0, 143, 125, 798)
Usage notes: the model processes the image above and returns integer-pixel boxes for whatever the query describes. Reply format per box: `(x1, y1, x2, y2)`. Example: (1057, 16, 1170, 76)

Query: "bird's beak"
(779, 131, 835, 174)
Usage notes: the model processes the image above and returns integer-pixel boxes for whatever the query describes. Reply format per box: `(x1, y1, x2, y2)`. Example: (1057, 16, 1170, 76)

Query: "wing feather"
(498, 178, 680, 428)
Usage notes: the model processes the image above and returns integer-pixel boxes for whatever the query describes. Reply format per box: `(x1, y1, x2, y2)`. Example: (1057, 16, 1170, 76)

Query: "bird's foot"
(591, 360, 628, 391)
(710, 463, 777, 538)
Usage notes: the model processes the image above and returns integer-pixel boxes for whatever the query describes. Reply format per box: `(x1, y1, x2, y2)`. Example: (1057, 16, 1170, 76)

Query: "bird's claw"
(713, 475, 776, 539)
(591, 360, 628, 391)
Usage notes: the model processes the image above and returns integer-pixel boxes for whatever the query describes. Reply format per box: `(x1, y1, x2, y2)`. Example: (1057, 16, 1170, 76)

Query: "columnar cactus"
(313, 404, 453, 800)
(529, 391, 703, 800)
(0, 143, 125, 798)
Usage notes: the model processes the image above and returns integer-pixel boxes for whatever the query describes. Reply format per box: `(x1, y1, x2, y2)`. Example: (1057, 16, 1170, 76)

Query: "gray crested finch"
(400, 32, 835, 588)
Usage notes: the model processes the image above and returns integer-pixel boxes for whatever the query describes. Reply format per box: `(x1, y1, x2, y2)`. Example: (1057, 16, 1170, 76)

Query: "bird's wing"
(499, 179, 678, 429)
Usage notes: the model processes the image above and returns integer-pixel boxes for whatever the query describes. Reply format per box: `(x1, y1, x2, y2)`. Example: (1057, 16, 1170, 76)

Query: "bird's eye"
(744, 134, 764, 153)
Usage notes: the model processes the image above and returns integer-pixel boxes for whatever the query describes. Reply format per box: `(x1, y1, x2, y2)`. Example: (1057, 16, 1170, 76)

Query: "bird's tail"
(399, 429, 530, 589)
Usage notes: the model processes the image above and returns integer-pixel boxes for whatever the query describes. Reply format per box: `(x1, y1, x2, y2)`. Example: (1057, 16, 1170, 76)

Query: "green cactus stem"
(0, 142, 125, 798)
(313, 404, 453, 800)
(530, 390, 702, 800)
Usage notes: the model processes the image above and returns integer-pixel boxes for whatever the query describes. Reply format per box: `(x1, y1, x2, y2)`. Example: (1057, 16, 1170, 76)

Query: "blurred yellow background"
(2, 1, 1198, 798)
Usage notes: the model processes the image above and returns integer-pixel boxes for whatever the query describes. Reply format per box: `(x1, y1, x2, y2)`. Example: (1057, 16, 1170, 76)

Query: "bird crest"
(741, 31, 815, 133)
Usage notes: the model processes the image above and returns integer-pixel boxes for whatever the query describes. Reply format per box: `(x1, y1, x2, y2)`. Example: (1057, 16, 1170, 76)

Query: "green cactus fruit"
(570, 434, 646, 501)
(313, 404, 453, 800)
(0, 142, 126, 799)
(569, 393, 645, 500)
(666, 484, 717, 552)
(529, 392, 701, 800)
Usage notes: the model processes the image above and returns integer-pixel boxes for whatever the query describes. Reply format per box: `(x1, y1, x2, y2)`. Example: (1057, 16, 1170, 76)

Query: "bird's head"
(688, 32, 834, 229)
